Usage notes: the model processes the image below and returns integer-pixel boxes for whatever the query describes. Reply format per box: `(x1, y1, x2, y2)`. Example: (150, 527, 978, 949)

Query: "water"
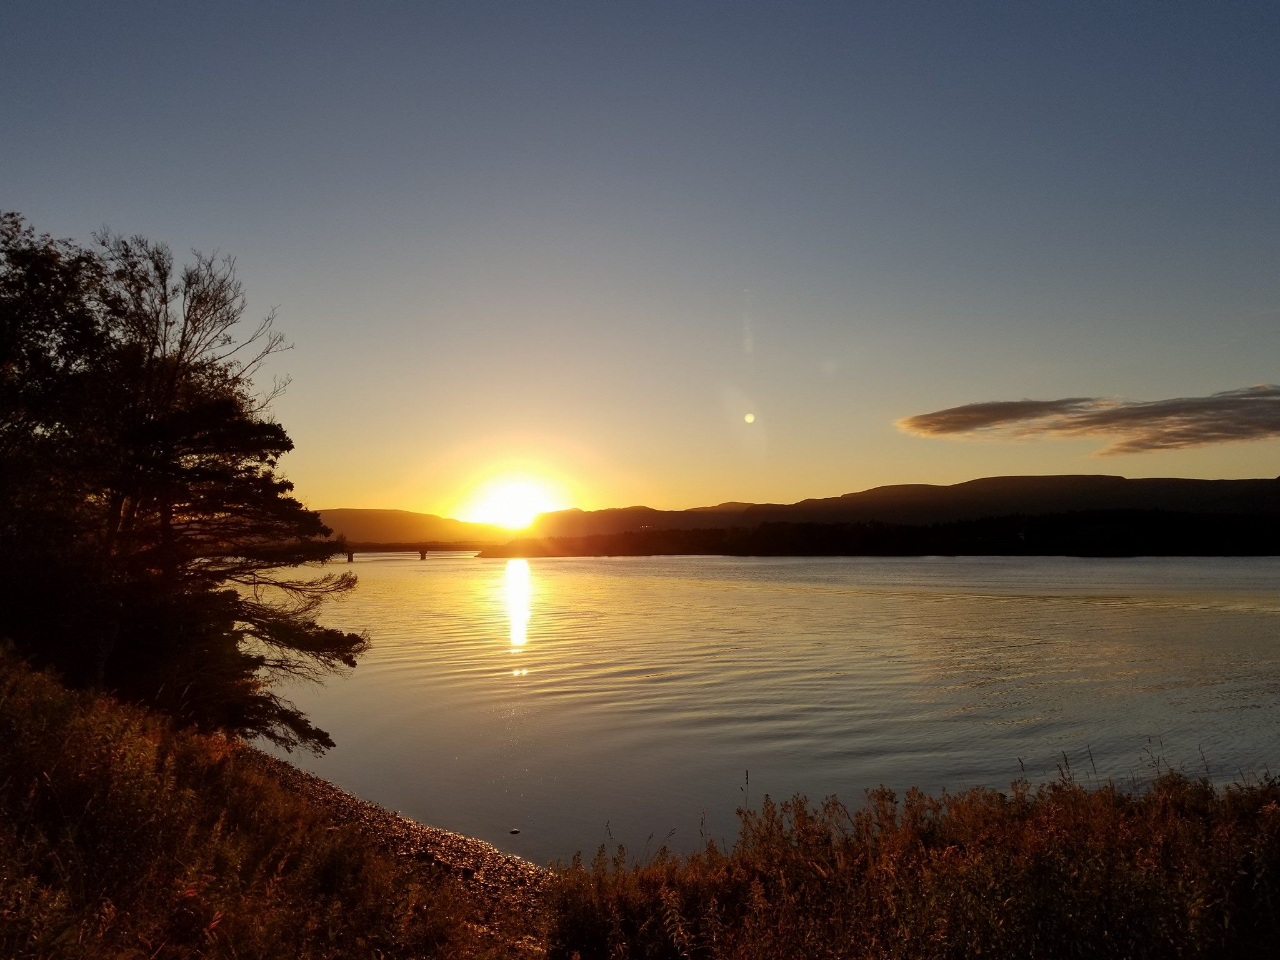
(272, 554, 1280, 864)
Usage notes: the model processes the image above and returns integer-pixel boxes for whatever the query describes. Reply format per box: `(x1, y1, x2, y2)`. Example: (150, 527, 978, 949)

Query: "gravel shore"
(251, 751, 548, 955)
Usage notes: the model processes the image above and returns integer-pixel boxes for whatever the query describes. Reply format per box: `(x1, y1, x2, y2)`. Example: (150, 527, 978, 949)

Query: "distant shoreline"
(472, 511, 1280, 559)
(323, 476, 1280, 550)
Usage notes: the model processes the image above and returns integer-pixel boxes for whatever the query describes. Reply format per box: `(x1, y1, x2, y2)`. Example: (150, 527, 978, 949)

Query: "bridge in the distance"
(338, 541, 503, 562)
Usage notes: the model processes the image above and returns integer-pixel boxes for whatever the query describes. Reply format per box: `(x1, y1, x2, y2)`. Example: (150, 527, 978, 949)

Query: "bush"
(548, 773, 1280, 958)
(0, 647, 480, 959)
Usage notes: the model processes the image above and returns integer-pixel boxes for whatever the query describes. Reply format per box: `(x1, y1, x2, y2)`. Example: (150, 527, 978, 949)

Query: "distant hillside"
(482, 512, 1280, 558)
(321, 476, 1280, 545)
(318, 509, 509, 544)
(529, 476, 1280, 537)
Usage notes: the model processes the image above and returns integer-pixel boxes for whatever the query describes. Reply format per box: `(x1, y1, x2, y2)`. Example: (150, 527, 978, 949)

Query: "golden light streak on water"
(272, 555, 1280, 864)
(504, 558, 532, 648)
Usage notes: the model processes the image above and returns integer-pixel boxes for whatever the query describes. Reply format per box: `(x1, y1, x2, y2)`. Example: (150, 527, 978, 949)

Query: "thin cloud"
(898, 385, 1280, 455)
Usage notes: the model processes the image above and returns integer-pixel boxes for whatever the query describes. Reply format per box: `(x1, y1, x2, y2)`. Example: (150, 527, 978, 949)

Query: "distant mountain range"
(530, 475, 1280, 536)
(481, 511, 1280, 559)
(321, 475, 1280, 544)
(317, 509, 510, 544)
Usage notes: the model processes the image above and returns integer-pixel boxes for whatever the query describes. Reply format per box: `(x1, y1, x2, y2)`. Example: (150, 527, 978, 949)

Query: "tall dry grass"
(0, 647, 479, 959)
(6, 643, 1280, 960)
(548, 773, 1280, 959)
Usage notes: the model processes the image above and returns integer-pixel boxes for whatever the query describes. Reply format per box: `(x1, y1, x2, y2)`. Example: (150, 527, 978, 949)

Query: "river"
(272, 554, 1280, 864)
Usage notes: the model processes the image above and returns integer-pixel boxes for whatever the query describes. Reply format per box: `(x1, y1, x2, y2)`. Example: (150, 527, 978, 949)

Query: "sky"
(4, 2, 1278, 517)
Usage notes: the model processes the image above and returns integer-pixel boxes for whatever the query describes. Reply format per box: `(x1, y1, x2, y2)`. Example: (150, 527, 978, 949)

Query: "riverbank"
(5, 647, 1280, 958)
(0, 647, 545, 958)
(254, 754, 547, 949)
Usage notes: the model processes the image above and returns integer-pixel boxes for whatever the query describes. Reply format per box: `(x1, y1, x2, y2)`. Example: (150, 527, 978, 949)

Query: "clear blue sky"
(4, 2, 1277, 514)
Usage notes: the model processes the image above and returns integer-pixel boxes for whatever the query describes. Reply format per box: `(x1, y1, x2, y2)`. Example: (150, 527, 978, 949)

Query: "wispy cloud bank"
(898, 385, 1280, 455)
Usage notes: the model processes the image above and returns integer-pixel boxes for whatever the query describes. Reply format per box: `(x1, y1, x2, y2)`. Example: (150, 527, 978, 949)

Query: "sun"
(460, 478, 563, 530)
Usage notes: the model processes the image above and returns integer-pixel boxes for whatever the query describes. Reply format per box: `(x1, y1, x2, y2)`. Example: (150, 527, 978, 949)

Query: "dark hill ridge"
(528, 476, 1280, 538)
(317, 508, 510, 544)
(322, 476, 1280, 544)
(481, 511, 1280, 559)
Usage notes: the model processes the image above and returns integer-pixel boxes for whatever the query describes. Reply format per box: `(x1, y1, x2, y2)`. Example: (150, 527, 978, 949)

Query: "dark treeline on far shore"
(480, 510, 1280, 559)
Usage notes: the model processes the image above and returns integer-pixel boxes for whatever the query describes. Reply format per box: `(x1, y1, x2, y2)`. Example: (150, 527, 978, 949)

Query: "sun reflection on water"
(504, 558, 532, 648)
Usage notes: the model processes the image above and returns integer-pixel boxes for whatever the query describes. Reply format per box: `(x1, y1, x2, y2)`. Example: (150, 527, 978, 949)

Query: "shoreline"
(5, 649, 1279, 957)
(252, 751, 549, 953)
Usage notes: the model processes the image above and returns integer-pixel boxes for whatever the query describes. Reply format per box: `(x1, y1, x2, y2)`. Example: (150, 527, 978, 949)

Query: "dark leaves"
(0, 214, 363, 752)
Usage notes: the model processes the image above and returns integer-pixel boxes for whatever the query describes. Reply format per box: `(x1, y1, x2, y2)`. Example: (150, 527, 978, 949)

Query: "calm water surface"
(273, 555, 1280, 864)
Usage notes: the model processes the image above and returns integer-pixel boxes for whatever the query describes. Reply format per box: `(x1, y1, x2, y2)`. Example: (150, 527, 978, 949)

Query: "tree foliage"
(0, 213, 364, 751)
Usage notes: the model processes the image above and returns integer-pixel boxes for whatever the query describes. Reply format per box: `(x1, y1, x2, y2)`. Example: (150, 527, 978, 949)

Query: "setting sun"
(460, 478, 563, 529)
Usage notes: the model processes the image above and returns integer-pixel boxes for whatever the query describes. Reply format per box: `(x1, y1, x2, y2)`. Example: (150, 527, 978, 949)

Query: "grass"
(0, 646, 495, 959)
(546, 778, 1280, 959)
(4, 647, 1280, 959)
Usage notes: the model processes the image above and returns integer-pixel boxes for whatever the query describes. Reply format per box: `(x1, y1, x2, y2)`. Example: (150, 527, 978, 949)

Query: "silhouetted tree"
(0, 213, 363, 750)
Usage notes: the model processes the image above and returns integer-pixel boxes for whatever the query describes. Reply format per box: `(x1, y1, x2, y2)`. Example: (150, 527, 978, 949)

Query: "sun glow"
(461, 477, 564, 529)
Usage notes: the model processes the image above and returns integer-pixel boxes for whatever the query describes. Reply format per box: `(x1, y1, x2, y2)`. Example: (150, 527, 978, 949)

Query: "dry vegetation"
(0, 647, 508, 959)
(546, 775, 1280, 959)
(4, 646, 1280, 959)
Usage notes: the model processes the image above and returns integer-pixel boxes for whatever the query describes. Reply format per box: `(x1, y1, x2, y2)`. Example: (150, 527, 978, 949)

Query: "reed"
(547, 770, 1280, 958)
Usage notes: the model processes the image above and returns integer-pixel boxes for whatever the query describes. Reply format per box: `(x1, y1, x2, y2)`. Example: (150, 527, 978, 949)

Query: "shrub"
(548, 773, 1280, 958)
(0, 647, 481, 959)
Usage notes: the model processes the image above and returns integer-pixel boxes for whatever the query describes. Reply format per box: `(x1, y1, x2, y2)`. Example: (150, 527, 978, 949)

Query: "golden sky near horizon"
(289, 419, 1279, 523)
(8, 4, 1279, 522)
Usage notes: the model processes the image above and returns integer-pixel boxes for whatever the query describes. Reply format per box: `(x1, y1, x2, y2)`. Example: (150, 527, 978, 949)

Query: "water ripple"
(273, 554, 1280, 864)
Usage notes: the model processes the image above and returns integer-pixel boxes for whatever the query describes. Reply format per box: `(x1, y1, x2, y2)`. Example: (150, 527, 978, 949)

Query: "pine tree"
(0, 214, 364, 751)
